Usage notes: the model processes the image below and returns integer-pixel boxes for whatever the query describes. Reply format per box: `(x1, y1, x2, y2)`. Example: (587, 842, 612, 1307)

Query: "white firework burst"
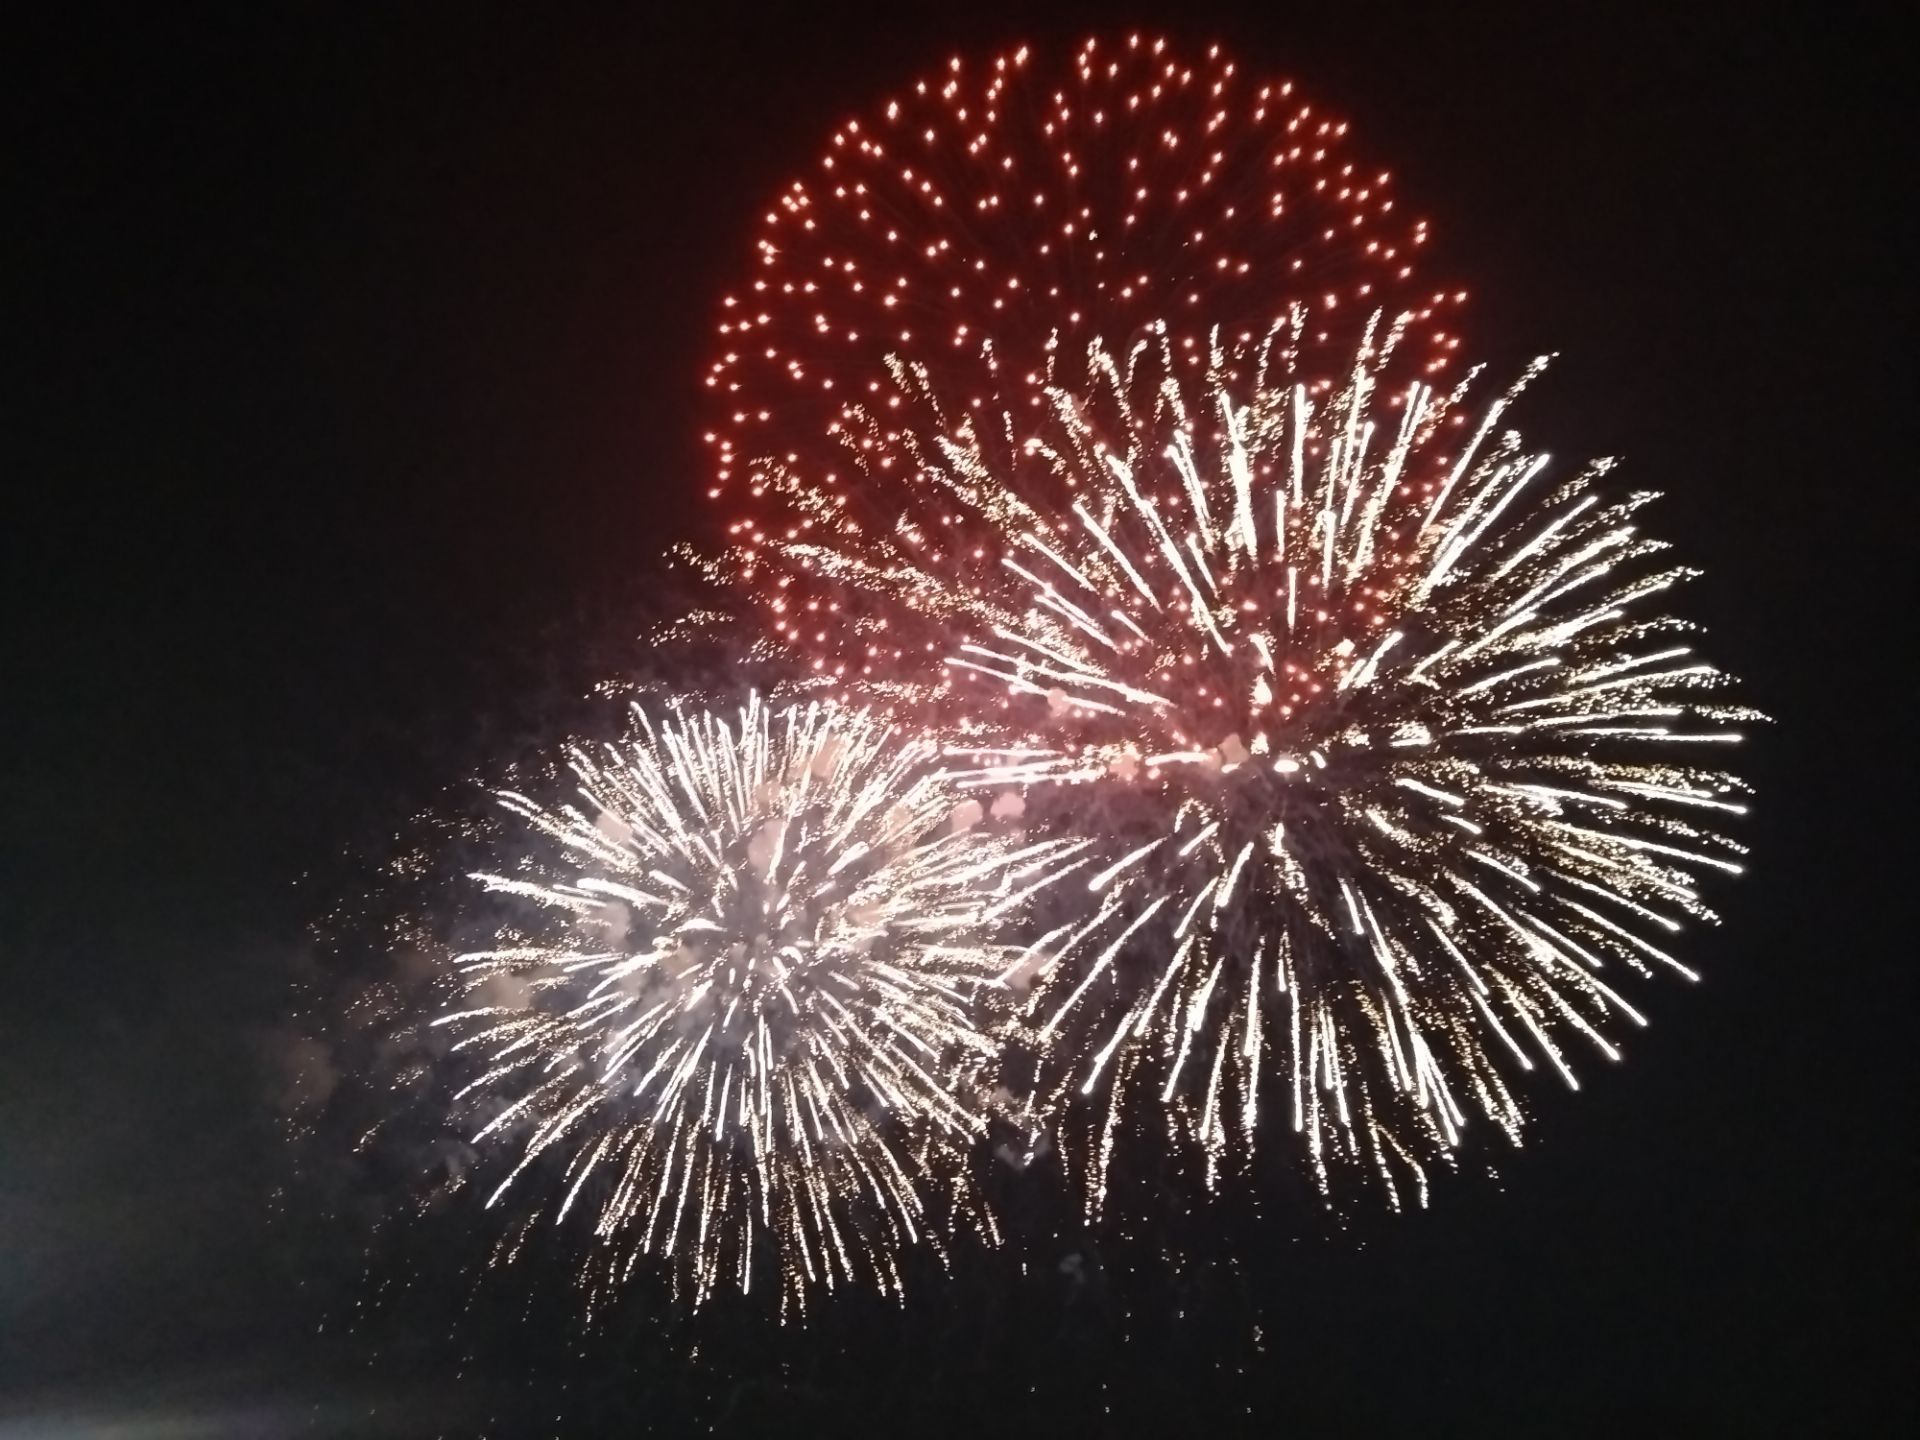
(435, 694, 1078, 1308)
(732, 311, 1760, 1210)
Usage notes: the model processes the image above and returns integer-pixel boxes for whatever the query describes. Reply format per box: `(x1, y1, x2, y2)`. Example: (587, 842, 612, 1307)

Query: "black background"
(3, 2, 1910, 1434)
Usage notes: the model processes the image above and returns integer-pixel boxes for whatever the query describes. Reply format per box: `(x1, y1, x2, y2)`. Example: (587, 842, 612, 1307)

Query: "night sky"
(3, 2, 1909, 1434)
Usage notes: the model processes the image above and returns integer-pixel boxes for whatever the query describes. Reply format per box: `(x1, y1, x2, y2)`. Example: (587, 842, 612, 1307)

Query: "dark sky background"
(3, 2, 1910, 1434)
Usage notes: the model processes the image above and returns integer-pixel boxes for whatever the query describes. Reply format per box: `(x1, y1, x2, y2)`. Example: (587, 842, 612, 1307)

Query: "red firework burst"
(700, 33, 1466, 687)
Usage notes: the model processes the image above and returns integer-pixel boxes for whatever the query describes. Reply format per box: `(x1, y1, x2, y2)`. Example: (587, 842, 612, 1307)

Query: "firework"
(729, 314, 1758, 1208)
(433, 694, 1080, 1307)
(703, 34, 1466, 688)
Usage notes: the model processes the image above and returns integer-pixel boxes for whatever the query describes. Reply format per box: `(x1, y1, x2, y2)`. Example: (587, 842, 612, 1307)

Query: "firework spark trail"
(721, 315, 1759, 1210)
(434, 695, 1080, 1308)
(701, 33, 1467, 689)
